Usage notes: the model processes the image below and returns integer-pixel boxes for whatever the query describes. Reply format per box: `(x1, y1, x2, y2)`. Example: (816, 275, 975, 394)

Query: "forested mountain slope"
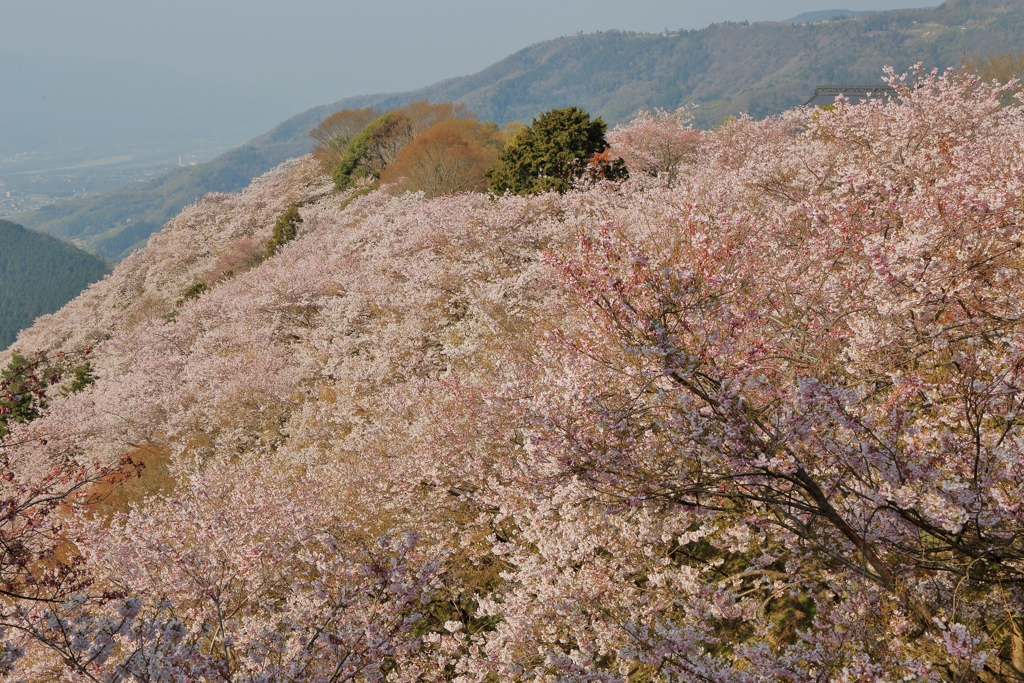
(5, 71, 1024, 679)
(0, 220, 109, 349)
(17, 0, 1024, 260)
(373, 0, 1020, 128)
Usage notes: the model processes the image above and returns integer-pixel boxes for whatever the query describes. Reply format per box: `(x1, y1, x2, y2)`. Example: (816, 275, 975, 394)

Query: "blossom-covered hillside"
(3, 69, 1024, 681)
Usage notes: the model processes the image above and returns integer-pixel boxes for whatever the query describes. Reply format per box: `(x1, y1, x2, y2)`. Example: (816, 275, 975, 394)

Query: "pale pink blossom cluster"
(607, 107, 701, 184)
(3, 68, 1024, 681)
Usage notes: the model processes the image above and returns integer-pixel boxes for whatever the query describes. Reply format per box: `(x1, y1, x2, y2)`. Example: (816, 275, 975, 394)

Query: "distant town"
(0, 142, 235, 219)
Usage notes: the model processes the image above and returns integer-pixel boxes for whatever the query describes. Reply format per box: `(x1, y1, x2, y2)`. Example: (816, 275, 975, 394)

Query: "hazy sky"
(2, 0, 937, 111)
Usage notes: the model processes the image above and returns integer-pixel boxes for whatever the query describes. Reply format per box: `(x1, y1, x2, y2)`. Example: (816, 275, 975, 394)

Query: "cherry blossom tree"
(0, 349, 140, 676)
(607, 107, 701, 184)
(477, 68, 1024, 681)
(2, 67, 1023, 682)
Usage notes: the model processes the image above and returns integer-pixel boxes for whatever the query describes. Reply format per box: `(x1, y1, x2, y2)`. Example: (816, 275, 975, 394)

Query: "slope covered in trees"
(0, 220, 109, 349)
(16, 0, 1024, 260)
(3, 68, 1024, 680)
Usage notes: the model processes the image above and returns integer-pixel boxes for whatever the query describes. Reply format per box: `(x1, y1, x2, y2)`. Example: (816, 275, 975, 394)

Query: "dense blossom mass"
(2, 68, 1024, 681)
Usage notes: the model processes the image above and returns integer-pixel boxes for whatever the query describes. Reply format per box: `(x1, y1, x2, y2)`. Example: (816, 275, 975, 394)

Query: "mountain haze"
(785, 9, 876, 23)
(17, 0, 1024, 260)
(0, 51, 284, 157)
(16, 128, 315, 260)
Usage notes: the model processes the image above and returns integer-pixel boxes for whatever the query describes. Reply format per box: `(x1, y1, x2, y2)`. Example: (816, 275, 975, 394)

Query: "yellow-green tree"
(963, 52, 1024, 105)
(331, 102, 479, 191)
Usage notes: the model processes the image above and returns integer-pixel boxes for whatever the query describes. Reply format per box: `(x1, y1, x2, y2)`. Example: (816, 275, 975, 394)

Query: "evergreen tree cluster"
(264, 206, 303, 257)
(0, 353, 46, 438)
(487, 107, 627, 195)
(0, 220, 110, 349)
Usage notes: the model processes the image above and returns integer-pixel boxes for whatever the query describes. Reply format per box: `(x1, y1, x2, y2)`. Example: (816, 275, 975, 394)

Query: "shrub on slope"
(4, 69, 1024, 680)
(379, 118, 503, 197)
(329, 101, 477, 191)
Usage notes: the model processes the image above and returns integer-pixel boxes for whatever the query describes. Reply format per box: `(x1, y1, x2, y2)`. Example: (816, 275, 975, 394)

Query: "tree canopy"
(379, 119, 503, 197)
(327, 101, 477, 191)
(309, 107, 380, 172)
(487, 106, 626, 195)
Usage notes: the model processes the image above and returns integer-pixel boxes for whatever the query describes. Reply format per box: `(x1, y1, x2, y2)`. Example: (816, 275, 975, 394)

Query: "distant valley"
(0, 50, 299, 224)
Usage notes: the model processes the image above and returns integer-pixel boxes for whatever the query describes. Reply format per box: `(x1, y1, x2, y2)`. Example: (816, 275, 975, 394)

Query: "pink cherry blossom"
(2, 67, 1023, 681)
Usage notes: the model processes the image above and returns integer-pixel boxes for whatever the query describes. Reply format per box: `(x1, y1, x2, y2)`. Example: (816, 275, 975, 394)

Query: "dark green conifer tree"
(0, 353, 46, 438)
(264, 206, 303, 257)
(487, 107, 626, 195)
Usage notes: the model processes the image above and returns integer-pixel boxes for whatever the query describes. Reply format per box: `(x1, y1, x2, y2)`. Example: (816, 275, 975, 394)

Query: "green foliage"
(180, 281, 210, 303)
(66, 361, 96, 395)
(332, 113, 397, 190)
(487, 107, 621, 195)
(0, 353, 46, 438)
(338, 187, 376, 212)
(265, 206, 303, 257)
(765, 593, 817, 648)
(0, 220, 110, 350)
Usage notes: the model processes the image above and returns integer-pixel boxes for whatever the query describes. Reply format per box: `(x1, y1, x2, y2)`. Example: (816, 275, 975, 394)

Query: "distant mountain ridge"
(785, 9, 876, 23)
(17, 0, 1024, 260)
(0, 220, 109, 349)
